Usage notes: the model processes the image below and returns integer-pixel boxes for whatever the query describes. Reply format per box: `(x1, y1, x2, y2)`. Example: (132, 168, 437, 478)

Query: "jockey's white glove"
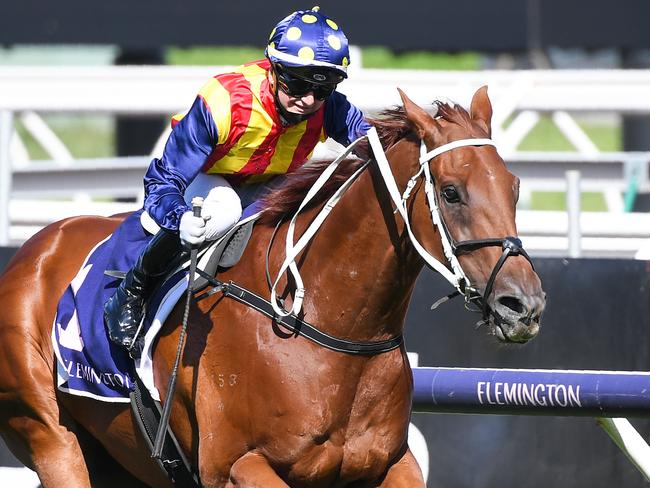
(179, 211, 211, 247)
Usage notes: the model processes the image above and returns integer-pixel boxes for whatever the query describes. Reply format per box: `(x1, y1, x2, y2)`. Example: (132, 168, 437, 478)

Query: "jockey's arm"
(324, 91, 372, 160)
(143, 97, 219, 232)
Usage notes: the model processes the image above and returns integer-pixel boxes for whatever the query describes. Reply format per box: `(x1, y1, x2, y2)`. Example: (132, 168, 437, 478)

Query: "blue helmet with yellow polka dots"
(265, 6, 350, 84)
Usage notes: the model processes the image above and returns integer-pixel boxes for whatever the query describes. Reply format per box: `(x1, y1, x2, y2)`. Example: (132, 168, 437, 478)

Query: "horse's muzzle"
(488, 289, 546, 343)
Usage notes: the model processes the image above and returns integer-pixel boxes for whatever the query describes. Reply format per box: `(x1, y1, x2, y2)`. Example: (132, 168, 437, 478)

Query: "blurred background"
(2, 0, 650, 255)
(1, 1, 650, 487)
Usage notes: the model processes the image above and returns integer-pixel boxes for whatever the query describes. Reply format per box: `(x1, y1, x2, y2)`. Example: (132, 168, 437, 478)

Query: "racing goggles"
(274, 67, 337, 100)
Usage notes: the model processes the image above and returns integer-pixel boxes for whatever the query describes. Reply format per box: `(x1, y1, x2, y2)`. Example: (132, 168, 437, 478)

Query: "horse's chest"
(274, 406, 406, 484)
(261, 362, 411, 482)
(285, 432, 397, 485)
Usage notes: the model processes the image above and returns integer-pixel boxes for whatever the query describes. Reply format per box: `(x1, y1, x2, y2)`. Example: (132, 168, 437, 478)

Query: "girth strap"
(129, 374, 201, 488)
(195, 270, 403, 355)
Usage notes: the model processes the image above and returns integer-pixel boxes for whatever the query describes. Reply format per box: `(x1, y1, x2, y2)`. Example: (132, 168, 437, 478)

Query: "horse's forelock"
(434, 100, 474, 132)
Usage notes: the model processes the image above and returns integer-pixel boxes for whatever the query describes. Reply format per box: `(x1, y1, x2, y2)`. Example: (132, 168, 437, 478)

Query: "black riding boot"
(104, 230, 183, 349)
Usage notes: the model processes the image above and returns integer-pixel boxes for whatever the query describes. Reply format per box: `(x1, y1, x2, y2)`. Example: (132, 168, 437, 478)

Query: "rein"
(195, 270, 403, 355)
(269, 136, 369, 317)
(193, 138, 403, 356)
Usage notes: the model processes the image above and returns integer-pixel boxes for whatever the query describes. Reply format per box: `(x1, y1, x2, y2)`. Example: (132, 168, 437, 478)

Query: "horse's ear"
(470, 85, 493, 137)
(397, 87, 436, 140)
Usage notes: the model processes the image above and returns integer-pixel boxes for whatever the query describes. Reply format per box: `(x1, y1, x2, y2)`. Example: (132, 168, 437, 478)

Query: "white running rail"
(2, 66, 650, 255)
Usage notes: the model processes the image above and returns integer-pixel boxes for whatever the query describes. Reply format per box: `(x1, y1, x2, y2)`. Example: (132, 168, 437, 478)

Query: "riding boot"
(104, 229, 183, 349)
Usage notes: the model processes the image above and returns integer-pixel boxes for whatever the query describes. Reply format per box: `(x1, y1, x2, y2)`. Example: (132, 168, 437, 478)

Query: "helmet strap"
(274, 91, 309, 126)
(269, 67, 310, 126)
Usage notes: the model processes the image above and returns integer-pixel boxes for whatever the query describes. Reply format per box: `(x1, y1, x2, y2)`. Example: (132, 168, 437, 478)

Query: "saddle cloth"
(52, 206, 260, 403)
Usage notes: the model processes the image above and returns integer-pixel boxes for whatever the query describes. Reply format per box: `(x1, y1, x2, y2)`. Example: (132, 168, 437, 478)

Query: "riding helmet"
(265, 6, 349, 85)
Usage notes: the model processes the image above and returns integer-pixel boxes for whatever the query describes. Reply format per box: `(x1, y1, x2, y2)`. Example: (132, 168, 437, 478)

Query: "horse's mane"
(259, 101, 470, 224)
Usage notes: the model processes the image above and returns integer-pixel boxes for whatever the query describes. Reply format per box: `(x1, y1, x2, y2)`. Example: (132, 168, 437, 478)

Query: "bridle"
(369, 127, 534, 321)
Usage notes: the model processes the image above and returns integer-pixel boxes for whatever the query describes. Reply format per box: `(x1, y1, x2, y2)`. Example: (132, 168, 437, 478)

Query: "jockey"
(104, 6, 372, 350)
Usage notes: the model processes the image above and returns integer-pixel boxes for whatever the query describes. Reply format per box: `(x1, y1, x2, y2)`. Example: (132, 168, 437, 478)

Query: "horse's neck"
(299, 143, 431, 341)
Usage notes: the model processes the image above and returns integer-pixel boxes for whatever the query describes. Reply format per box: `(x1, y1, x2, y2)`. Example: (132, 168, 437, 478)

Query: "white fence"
(2, 66, 650, 256)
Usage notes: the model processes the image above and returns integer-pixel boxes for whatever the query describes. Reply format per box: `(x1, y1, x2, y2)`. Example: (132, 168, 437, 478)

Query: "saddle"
(192, 214, 258, 290)
(106, 213, 259, 299)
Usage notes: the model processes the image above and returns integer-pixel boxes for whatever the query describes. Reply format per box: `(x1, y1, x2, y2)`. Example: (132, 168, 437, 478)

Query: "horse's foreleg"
(377, 448, 426, 487)
(223, 451, 289, 488)
(4, 414, 92, 488)
(0, 350, 93, 488)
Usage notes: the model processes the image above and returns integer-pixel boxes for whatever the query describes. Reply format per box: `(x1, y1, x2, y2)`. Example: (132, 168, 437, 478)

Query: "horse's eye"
(441, 185, 460, 203)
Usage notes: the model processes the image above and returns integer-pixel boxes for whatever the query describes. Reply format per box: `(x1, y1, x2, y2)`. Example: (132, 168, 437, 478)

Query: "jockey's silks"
(144, 59, 369, 231)
(173, 60, 326, 186)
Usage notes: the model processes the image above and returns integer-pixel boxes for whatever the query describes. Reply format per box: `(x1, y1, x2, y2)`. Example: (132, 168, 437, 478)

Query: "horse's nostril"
(498, 296, 524, 315)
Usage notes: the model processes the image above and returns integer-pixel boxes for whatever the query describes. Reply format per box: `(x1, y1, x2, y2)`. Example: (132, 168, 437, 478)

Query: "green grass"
(515, 116, 621, 152)
(166, 46, 264, 66)
(16, 115, 114, 160)
(530, 191, 608, 212)
(166, 46, 481, 70)
(512, 117, 619, 211)
(357, 47, 480, 70)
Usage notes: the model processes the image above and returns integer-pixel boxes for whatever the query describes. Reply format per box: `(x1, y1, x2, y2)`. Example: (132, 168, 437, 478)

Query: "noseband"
(453, 236, 534, 320)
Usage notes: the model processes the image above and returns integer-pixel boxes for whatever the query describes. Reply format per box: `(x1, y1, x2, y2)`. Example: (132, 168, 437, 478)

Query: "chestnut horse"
(0, 87, 545, 487)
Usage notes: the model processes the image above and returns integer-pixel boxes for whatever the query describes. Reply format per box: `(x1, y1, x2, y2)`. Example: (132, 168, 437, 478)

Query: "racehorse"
(0, 86, 545, 487)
